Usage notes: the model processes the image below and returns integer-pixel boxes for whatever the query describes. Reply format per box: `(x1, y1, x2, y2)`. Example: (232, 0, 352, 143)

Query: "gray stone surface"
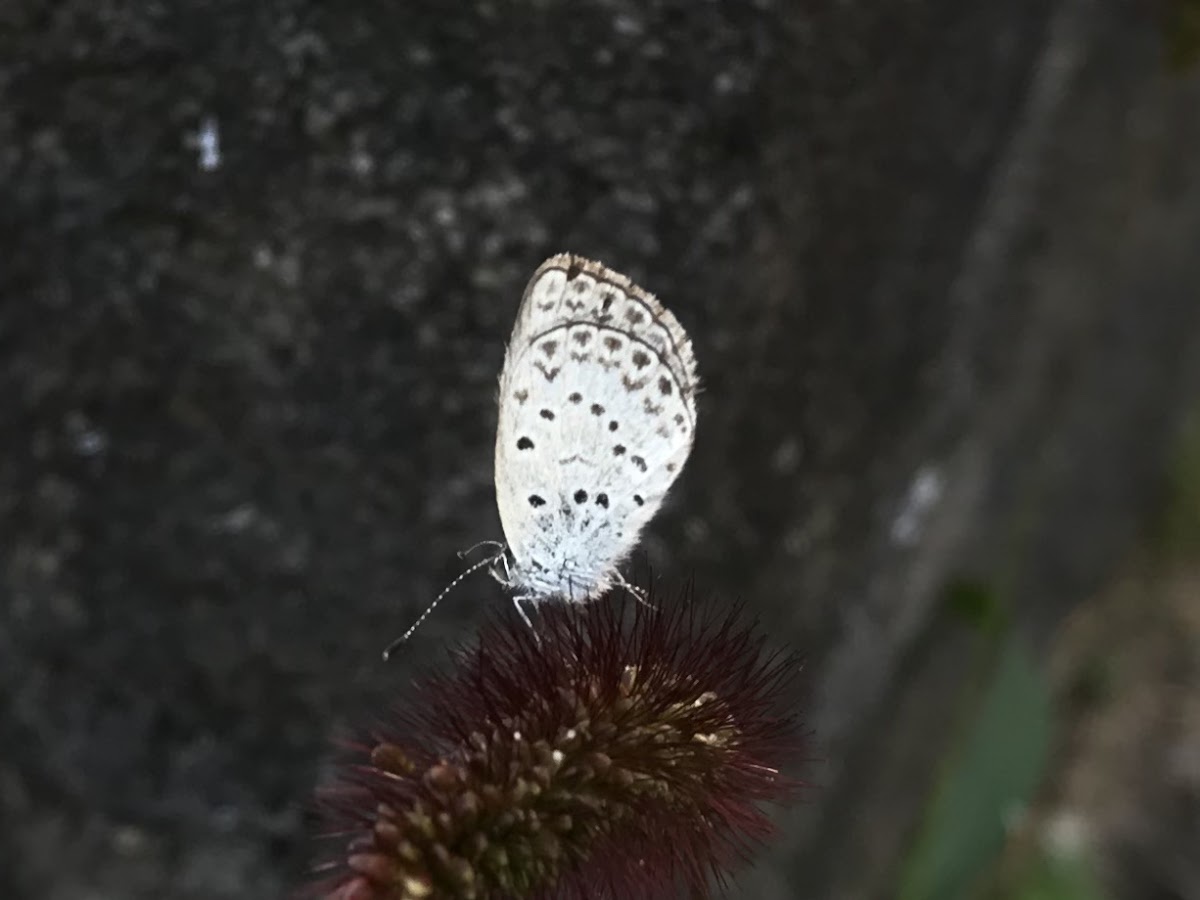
(2, 1, 1198, 898)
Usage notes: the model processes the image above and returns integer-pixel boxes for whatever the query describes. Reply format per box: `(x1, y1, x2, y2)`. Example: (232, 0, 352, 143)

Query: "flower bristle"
(313, 583, 805, 900)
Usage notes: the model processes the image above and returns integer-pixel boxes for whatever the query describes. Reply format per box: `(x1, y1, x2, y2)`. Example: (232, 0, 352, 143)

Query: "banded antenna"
(381, 543, 507, 661)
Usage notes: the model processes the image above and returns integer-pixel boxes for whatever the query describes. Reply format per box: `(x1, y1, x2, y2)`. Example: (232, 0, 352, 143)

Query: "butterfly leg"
(614, 572, 656, 611)
(512, 595, 537, 634)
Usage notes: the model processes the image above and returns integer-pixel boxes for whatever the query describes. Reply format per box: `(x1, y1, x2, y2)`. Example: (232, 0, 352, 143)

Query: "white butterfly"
(385, 254, 698, 656)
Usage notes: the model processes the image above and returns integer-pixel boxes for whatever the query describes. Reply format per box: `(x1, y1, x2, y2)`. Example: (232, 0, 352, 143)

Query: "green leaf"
(1163, 0, 1200, 73)
(899, 636, 1053, 900)
(944, 580, 1005, 631)
(1157, 411, 1200, 560)
(1008, 850, 1107, 900)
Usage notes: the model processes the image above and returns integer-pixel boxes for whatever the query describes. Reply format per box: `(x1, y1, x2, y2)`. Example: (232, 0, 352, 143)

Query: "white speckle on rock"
(215, 504, 257, 534)
(275, 252, 302, 288)
(350, 148, 374, 176)
(771, 437, 802, 474)
(112, 824, 149, 856)
(74, 428, 108, 457)
(613, 13, 644, 36)
(432, 201, 457, 228)
(66, 412, 107, 458)
(408, 43, 434, 66)
(197, 117, 221, 171)
(891, 464, 945, 546)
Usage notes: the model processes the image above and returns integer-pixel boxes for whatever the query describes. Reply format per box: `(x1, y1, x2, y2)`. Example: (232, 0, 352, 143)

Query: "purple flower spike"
(314, 584, 807, 900)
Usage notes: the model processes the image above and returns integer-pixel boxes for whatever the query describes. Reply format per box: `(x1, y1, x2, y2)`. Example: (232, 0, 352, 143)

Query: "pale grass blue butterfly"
(384, 254, 698, 657)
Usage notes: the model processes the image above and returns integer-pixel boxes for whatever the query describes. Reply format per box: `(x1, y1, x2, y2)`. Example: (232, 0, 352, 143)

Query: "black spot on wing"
(622, 374, 648, 392)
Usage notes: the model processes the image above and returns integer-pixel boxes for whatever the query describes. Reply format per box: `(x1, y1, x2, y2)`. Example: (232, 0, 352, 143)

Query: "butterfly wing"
(494, 254, 698, 600)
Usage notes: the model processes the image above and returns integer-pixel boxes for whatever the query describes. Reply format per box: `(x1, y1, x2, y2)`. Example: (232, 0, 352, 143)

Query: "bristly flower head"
(314, 584, 805, 900)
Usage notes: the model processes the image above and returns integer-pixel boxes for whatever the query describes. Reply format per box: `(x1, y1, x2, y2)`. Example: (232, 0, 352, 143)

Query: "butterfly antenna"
(382, 553, 501, 661)
(457, 539, 506, 560)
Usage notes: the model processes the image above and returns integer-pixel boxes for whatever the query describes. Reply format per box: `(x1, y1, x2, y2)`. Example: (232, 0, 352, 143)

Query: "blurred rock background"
(2, 1, 1199, 898)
